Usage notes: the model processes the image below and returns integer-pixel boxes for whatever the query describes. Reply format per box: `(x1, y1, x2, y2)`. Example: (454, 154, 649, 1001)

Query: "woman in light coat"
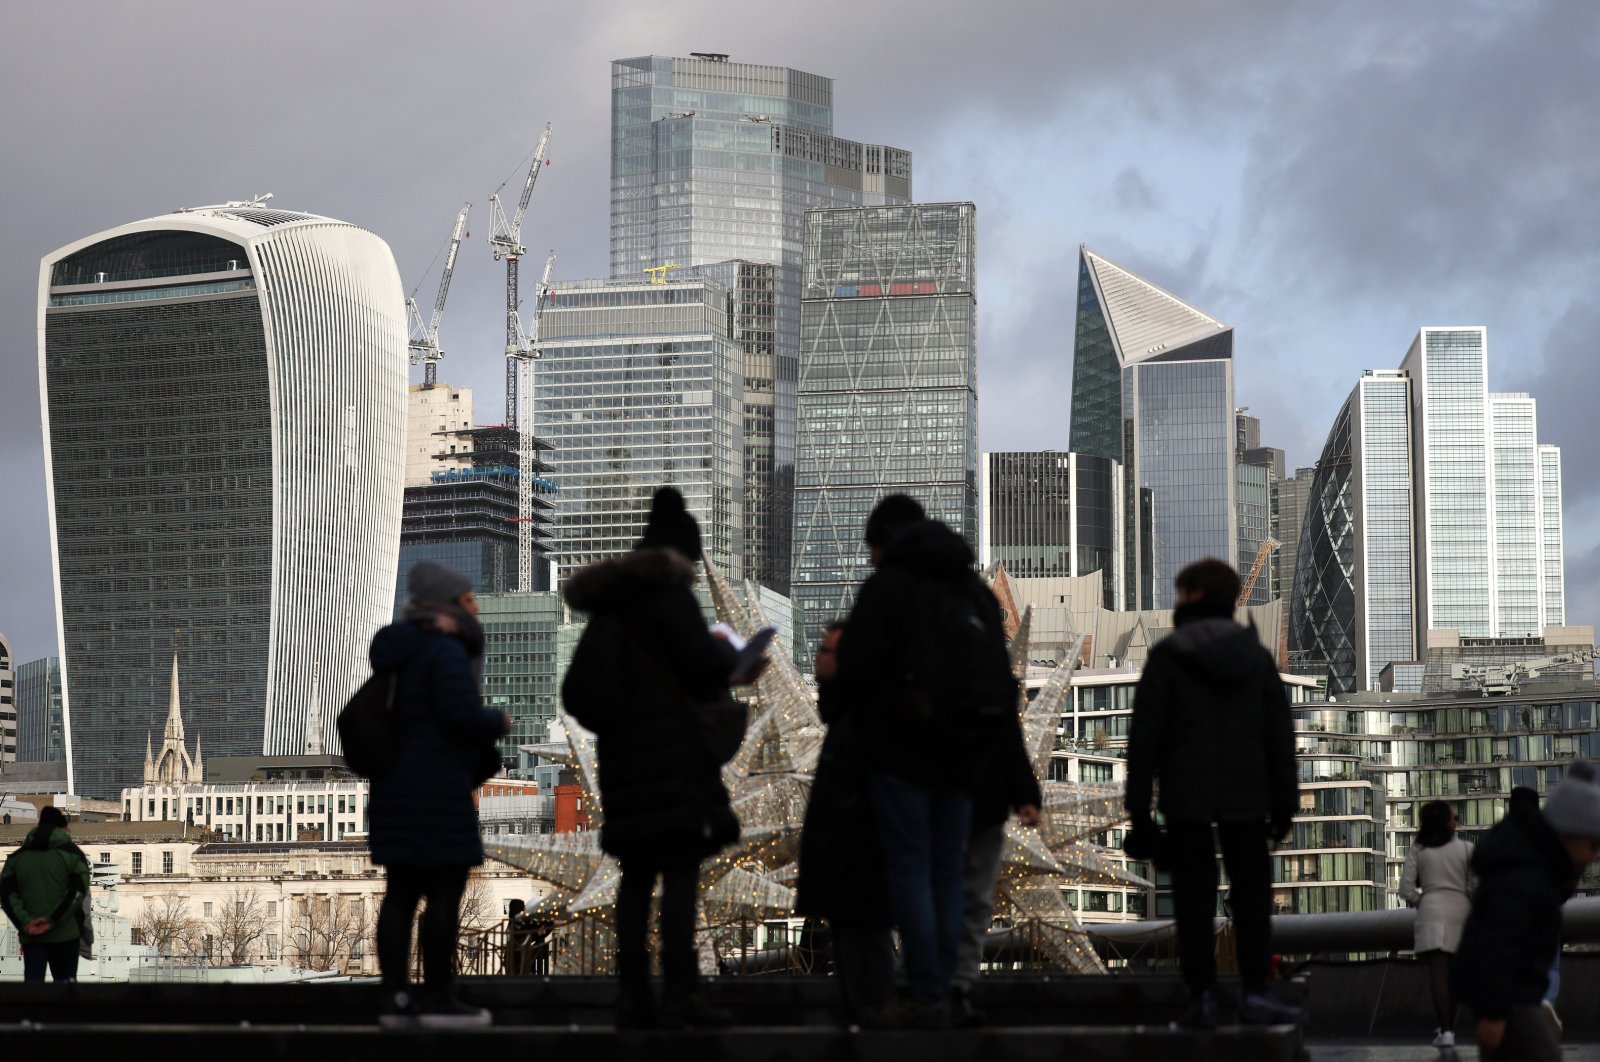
(1400, 800, 1475, 1050)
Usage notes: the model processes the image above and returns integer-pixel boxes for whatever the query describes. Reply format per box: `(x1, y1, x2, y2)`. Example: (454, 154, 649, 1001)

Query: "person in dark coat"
(562, 487, 745, 1029)
(951, 699, 1041, 1025)
(795, 620, 894, 1024)
(369, 560, 509, 1028)
(1456, 761, 1600, 1061)
(833, 495, 1018, 1025)
(1124, 558, 1298, 1029)
(0, 806, 91, 982)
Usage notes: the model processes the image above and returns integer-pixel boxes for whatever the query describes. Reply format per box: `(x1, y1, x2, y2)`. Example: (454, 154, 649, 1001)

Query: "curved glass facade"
(1291, 395, 1356, 692)
(41, 212, 406, 795)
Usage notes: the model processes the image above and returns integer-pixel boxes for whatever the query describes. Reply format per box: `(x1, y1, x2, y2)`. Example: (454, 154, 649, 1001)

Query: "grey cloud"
(1509, 298, 1600, 505)
(1114, 169, 1159, 213)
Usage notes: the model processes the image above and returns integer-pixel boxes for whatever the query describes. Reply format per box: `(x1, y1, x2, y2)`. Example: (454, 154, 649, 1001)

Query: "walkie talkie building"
(39, 205, 407, 796)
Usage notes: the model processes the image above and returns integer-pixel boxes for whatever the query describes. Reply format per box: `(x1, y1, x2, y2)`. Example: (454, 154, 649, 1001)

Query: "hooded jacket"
(0, 825, 91, 944)
(1124, 606, 1296, 826)
(1455, 805, 1578, 1019)
(561, 548, 739, 861)
(366, 618, 505, 867)
(835, 519, 1023, 789)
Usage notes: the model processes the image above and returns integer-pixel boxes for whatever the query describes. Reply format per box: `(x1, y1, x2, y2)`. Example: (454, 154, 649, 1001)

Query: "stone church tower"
(143, 652, 202, 785)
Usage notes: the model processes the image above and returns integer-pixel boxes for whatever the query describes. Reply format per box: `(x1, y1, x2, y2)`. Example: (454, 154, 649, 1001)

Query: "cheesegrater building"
(39, 204, 408, 797)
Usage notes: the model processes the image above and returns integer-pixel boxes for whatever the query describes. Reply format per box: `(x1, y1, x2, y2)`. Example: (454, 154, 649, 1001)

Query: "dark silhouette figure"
(0, 806, 91, 982)
(369, 560, 509, 1028)
(1124, 558, 1298, 1028)
(563, 487, 744, 1029)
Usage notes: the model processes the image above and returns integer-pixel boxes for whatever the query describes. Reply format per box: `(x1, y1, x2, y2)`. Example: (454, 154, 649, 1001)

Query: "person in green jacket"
(1, 806, 92, 982)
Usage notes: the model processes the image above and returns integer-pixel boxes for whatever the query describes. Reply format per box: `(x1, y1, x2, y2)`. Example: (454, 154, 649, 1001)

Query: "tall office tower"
(793, 203, 978, 655)
(1291, 371, 1417, 693)
(979, 451, 1123, 608)
(1068, 246, 1236, 610)
(394, 385, 556, 612)
(477, 591, 564, 768)
(535, 276, 743, 577)
(1399, 328, 1566, 642)
(1274, 467, 1316, 605)
(40, 206, 407, 796)
(15, 657, 65, 763)
(0, 634, 15, 765)
(1490, 394, 1543, 637)
(1400, 328, 1492, 638)
(1235, 412, 1287, 607)
(1540, 444, 1565, 626)
(611, 53, 911, 592)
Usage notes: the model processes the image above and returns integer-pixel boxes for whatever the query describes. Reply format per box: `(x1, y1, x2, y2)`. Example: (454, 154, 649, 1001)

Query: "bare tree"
(458, 877, 496, 930)
(135, 893, 201, 958)
(288, 892, 371, 972)
(207, 887, 271, 965)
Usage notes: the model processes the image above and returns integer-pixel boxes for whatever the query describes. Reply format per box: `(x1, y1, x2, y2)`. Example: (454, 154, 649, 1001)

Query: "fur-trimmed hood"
(562, 547, 697, 614)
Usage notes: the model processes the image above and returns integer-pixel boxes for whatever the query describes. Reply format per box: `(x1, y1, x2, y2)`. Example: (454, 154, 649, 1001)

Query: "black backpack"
(902, 574, 1019, 744)
(336, 670, 399, 779)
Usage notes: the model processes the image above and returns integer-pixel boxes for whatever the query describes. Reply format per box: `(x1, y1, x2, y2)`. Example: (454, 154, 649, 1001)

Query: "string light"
(484, 574, 1144, 975)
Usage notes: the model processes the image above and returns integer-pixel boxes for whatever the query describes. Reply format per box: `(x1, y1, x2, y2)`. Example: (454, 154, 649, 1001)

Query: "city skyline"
(3, 4, 1599, 662)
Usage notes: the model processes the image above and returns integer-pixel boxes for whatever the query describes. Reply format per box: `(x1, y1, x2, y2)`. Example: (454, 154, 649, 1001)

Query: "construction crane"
(405, 203, 471, 388)
(487, 122, 553, 426)
(1236, 537, 1281, 607)
(488, 123, 554, 593)
(1453, 648, 1597, 697)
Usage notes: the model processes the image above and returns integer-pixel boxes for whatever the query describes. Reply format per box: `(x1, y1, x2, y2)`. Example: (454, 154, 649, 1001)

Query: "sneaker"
(1239, 991, 1303, 1026)
(1541, 999, 1562, 1033)
(417, 992, 493, 1029)
(950, 987, 987, 1029)
(378, 988, 420, 1030)
(1431, 1028, 1455, 1048)
(1176, 989, 1216, 1030)
(885, 997, 951, 1030)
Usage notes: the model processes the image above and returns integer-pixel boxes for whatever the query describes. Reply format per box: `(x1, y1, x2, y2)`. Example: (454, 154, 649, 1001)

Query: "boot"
(616, 952, 656, 1029)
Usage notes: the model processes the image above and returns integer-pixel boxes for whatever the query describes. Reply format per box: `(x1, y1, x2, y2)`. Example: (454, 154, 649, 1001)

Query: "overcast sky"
(2, 1, 1597, 665)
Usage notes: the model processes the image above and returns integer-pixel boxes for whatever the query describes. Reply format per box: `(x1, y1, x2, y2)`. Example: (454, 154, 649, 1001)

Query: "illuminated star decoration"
(484, 566, 1143, 974)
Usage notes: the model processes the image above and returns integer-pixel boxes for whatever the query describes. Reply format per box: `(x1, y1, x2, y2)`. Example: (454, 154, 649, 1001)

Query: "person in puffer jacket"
(1456, 761, 1600, 1061)
(0, 806, 91, 982)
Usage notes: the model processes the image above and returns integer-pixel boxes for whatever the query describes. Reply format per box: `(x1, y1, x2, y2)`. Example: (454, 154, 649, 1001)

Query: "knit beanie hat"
(1542, 760, 1600, 839)
(638, 487, 702, 562)
(407, 560, 473, 606)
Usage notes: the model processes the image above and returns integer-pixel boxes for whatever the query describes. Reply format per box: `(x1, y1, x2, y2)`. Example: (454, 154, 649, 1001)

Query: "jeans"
(867, 771, 971, 1005)
(616, 856, 701, 997)
(1166, 819, 1273, 994)
(22, 940, 79, 982)
(377, 864, 470, 991)
(953, 820, 1007, 992)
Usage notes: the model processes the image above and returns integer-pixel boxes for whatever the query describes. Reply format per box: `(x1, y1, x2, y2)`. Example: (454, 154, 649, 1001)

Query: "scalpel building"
(39, 205, 408, 796)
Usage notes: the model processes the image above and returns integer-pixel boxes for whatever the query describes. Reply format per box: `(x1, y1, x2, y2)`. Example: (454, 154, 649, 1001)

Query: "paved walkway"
(1309, 1044, 1600, 1060)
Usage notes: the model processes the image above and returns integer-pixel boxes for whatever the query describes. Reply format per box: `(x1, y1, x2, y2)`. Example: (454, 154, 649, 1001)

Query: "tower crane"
(1236, 537, 1281, 607)
(488, 123, 554, 592)
(488, 123, 552, 425)
(405, 203, 471, 389)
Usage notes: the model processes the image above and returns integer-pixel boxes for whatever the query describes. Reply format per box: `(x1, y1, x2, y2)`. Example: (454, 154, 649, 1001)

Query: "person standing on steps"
(369, 560, 511, 1029)
(1124, 558, 1300, 1029)
(834, 494, 1019, 1027)
(1399, 800, 1475, 1051)
(0, 806, 91, 983)
(563, 487, 760, 1029)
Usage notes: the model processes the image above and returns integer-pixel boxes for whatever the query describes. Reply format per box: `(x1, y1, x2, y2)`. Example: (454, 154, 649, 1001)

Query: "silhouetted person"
(563, 487, 750, 1029)
(1400, 800, 1474, 1049)
(1124, 558, 1298, 1028)
(370, 561, 509, 1028)
(1458, 762, 1600, 1061)
(796, 619, 895, 1024)
(1, 806, 90, 982)
(835, 495, 1019, 1026)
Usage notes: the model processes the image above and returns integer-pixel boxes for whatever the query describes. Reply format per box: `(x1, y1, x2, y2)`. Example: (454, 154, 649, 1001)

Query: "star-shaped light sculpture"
(486, 566, 1143, 974)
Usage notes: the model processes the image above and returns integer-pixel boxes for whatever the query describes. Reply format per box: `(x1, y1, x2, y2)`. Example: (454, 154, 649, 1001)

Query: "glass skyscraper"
(1490, 394, 1543, 637)
(980, 451, 1123, 608)
(610, 53, 911, 591)
(1068, 247, 1236, 610)
(1291, 371, 1417, 694)
(793, 202, 979, 655)
(535, 277, 744, 578)
(15, 657, 64, 764)
(39, 206, 407, 796)
(1540, 444, 1565, 626)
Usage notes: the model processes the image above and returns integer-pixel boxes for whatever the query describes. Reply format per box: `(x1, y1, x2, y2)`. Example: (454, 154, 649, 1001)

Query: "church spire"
(163, 651, 186, 744)
(305, 665, 325, 756)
